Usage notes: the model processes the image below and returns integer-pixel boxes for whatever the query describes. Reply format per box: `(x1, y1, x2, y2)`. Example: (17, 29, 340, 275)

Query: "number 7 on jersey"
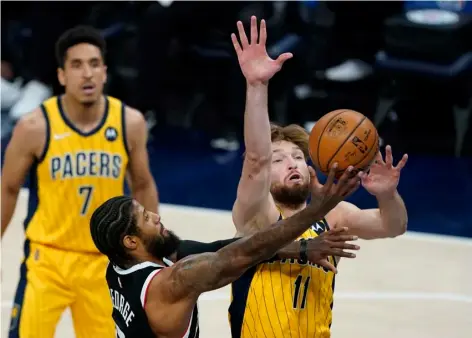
(78, 185, 94, 215)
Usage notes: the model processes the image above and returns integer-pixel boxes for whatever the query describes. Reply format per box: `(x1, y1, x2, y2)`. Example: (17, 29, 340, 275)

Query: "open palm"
(232, 16, 293, 85)
(361, 145, 408, 197)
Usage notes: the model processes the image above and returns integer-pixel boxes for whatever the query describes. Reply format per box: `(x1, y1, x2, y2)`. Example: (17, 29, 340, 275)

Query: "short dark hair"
(55, 25, 106, 68)
(90, 196, 138, 267)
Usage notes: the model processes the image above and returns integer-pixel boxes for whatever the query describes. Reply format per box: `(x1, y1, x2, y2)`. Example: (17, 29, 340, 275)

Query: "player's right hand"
(231, 15, 293, 85)
(306, 227, 360, 274)
(307, 163, 362, 215)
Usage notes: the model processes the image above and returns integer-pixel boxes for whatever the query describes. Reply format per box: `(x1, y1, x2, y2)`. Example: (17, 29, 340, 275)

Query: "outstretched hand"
(306, 227, 360, 274)
(360, 145, 408, 197)
(231, 15, 293, 85)
(307, 164, 362, 214)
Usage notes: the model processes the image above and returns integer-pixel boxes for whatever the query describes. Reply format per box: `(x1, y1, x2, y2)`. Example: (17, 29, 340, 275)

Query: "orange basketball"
(309, 109, 379, 177)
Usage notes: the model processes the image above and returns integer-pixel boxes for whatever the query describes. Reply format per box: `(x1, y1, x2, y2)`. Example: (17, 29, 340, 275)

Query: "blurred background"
(2, 0, 472, 238)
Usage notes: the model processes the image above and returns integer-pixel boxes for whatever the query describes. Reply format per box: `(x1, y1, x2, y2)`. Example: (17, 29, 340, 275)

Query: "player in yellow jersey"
(228, 17, 409, 337)
(1, 26, 159, 338)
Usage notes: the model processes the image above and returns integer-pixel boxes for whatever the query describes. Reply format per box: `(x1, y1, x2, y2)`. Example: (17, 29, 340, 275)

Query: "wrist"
(246, 81, 268, 89)
(299, 239, 308, 263)
(375, 190, 399, 202)
(277, 241, 301, 260)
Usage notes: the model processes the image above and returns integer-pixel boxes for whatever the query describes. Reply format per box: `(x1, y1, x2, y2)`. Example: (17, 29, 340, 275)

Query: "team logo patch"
(105, 127, 118, 142)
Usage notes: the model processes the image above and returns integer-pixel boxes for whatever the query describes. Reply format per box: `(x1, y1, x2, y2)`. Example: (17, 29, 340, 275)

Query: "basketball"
(309, 109, 379, 177)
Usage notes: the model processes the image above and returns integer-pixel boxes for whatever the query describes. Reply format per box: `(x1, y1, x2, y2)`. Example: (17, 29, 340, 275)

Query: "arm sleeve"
(176, 238, 241, 260)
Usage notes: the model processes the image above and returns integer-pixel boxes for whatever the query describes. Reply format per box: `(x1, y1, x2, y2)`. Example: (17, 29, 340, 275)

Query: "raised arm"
(1, 109, 46, 238)
(231, 16, 293, 231)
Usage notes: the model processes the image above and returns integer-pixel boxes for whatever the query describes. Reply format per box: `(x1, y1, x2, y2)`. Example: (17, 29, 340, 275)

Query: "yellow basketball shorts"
(8, 240, 115, 338)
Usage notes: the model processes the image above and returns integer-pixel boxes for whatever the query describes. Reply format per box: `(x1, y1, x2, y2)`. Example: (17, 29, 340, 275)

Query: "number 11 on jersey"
(293, 275, 311, 309)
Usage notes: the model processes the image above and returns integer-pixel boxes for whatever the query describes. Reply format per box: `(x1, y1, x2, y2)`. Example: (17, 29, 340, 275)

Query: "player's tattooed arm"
(171, 236, 358, 274)
(162, 173, 360, 302)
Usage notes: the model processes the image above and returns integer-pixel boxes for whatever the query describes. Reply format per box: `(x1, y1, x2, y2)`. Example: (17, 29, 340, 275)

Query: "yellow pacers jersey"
(229, 215, 336, 338)
(25, 95, 129, 253)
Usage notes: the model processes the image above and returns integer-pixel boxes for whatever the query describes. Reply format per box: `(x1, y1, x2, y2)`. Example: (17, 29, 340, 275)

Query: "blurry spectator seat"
(374, 4, 472, 157)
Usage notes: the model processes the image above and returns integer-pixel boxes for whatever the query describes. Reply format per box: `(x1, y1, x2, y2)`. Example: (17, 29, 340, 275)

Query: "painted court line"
(3, 291, 471, 309)
(11, 189, 472, 247)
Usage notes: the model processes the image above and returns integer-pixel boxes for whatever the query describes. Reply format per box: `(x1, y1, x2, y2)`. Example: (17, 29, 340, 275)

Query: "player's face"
(57, 43, 107, 105)
(270, 140, 310, 206)
(132, 201, 181, 259)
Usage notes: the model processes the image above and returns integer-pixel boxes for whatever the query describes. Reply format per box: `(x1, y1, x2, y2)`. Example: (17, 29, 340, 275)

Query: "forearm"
(176, 238, 297, 262)
(244, 83, 271, 157)
(1, 189, 19, 238)
(171, 205, 326, 296)
(132, 181, 159, 213)
(377, 190, 408, 236)
(219, 205, 325, 273)
(176, 238, 240, 260)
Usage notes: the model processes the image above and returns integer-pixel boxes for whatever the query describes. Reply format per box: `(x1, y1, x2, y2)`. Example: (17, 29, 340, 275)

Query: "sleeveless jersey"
(229, 214, 337, 338)
(24, 95, 129, 253)
(106, 260, 200, 338)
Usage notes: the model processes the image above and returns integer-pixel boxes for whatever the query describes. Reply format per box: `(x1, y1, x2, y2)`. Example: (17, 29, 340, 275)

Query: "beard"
(143, 229, 181, 260)
(270, 181, 310, 209)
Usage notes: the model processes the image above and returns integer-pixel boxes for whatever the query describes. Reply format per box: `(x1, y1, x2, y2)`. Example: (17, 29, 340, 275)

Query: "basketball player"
(228, 16, 409, 337)
(90, 166, 360, 338)
(1, 26, 159, 338)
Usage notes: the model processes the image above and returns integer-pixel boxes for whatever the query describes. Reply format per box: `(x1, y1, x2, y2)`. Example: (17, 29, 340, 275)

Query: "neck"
(277, 201, 307, 218)
(62, 94, 105, 126)
(131, 253, 166, 267)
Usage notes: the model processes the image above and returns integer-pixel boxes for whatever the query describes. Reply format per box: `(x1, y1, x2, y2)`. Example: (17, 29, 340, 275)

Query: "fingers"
(335, 166, 360, 196)
(385, 145, 393, 167)
(259, 19, 267, 45)
(308, 166, 319, 188)
(250, 15, 258, 44)
(317, 259, 338, 274)
(332, 249, 357, 259)
(323, 162, 338, 192)
(236, 21, 249, 49)
(329, 234, 359, 242)
(395, 153, 408, 171)
(275, 52, 293, 66)
(343, 173, 362, 197)
(324, 226, 349, 235)
(231, 33, 242, 56)
(373, 151, 384, 165)
(329, 242, 360, 251)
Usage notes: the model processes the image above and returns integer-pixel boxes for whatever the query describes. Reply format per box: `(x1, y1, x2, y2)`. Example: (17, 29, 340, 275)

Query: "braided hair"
(90, 196, 139, 267)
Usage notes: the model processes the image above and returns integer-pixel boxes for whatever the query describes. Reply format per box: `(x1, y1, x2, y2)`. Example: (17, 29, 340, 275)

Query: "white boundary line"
(14, 188, 472, 247)
(2, 291, 472, 309)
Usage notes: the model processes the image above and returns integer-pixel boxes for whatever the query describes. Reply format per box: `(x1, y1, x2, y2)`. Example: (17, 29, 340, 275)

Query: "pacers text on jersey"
(50, 151, 123, 180)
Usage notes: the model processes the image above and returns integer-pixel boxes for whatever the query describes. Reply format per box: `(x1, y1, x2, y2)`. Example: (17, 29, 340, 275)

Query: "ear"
(122, 235, 138, 250)
(103, 65, 108, 85)
(57, 68, 66, 86)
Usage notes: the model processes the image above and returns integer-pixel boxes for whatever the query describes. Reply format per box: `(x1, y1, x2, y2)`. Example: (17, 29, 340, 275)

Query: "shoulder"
(124, 106, 146, 131)
(325, 201, 360, 229)
(12, 108, 48, 153)
(123, 106, 147, 147)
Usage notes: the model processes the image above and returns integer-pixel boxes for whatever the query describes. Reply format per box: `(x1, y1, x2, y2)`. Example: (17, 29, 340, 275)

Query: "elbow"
(387, 220, 408, 238)
(245, 151, 272, 167)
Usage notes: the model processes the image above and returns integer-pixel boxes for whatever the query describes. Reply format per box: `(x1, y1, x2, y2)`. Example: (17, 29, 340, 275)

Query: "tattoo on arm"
(168, 205, 325, 299)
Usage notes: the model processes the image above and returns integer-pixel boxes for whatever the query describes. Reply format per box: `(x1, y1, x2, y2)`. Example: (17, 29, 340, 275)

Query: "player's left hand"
(360, 145, 408, 197)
